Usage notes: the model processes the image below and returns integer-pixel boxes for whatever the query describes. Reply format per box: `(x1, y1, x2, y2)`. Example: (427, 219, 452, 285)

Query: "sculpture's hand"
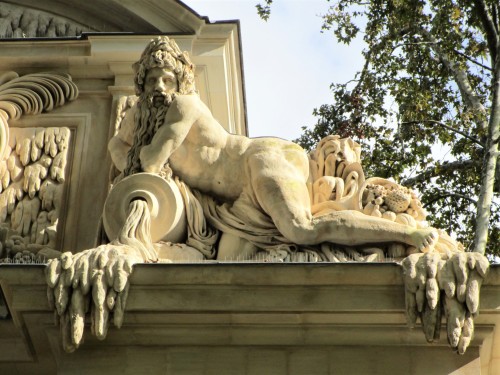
(139, 144, 163, 174)
(159, 163, 173, 180)
(45, 245, 142, 352)
(402, 252, 489, 354)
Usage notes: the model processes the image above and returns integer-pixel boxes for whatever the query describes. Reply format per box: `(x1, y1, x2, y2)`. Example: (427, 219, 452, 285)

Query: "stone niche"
(0, 1, 500, 375)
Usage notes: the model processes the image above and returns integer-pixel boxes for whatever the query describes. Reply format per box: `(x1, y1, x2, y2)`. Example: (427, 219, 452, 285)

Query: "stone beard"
(124, 91, 174, 176)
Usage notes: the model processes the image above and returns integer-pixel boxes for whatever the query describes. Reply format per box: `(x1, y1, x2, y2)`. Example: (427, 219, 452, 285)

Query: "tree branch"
(391, 40, 492, 72)
(393, 41, 437, 49)
(417, 28, 489, 132)
(493, 4, 499, 33)
(424, 192, 478, 207)
(401, 120, 485, 147)
(352, 49, 373, 96)
(453, 49, 492, 71)
(401, 159, 480, 186)
(351, 26, 412, 96)
(472, 0, 499, 63)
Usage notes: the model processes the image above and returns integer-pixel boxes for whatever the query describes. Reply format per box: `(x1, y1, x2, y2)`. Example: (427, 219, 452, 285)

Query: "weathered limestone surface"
(0, 72, 79, 261)
(0, 0, 204, 36)
(0, 2, 496, 374)
(0, 2, 95, 38)
(2, 263, 500, 374)
(0, 29, 245, 254)
(0, 34, 486, 362)
(38, 36, 486, 357)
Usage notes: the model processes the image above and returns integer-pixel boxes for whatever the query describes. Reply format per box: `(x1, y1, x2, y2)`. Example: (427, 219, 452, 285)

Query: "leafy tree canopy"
(257, 0, 500, 256)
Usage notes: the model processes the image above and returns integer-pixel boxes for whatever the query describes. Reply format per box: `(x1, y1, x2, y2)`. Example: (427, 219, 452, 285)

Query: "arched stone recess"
(0, 0, 207, 37)
(0, 2, 96, 38)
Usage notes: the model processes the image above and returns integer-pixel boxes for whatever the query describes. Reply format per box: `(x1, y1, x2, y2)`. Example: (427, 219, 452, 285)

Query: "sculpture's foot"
(409, 227, 439, 252)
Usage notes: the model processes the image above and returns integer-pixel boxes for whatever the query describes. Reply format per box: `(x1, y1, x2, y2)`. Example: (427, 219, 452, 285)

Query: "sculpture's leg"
(248, 158, 437, 251)
(217, 232, 258, 261)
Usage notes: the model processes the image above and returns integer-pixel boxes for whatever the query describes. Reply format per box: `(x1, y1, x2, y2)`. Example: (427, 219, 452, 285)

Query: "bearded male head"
(124, 36, 196, 176)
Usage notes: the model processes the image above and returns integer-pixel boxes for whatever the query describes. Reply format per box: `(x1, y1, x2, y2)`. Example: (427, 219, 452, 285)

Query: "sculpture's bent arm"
(139, 98, 197, 173)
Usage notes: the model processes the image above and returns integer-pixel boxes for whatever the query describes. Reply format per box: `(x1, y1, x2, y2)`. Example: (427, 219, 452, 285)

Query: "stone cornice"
(1, 263, 500, 372)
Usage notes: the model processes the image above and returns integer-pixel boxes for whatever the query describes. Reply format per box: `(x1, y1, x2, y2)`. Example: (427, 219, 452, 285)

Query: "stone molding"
(1, 263, 500, 374)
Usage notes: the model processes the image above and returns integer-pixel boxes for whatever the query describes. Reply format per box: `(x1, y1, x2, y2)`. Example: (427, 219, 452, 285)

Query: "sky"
(182, 0, 365, 140)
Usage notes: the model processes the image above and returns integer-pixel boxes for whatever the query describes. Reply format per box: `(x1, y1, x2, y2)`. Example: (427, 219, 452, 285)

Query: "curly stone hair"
(123, 37, 197, 177)
(132, 36, 196, 96)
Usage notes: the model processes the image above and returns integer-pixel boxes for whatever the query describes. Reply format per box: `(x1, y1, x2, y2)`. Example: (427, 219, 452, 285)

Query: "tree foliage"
(257, 0, 500, 256)
(256, 0, 273, 21)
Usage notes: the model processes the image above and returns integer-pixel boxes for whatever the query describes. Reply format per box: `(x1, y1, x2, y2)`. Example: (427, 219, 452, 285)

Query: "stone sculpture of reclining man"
(132, 40, 438, 253)
(47, 37, 489, 354)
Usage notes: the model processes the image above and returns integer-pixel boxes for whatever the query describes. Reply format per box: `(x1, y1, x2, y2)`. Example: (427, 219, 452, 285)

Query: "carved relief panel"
(0, 72, 79, 262)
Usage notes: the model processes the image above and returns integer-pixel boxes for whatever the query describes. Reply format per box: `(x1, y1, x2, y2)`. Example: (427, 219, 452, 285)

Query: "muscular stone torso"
(165, 95, 310, 203)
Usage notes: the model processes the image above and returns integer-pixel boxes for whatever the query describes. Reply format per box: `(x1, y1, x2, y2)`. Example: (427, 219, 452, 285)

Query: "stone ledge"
(1, 263, 500, 374)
